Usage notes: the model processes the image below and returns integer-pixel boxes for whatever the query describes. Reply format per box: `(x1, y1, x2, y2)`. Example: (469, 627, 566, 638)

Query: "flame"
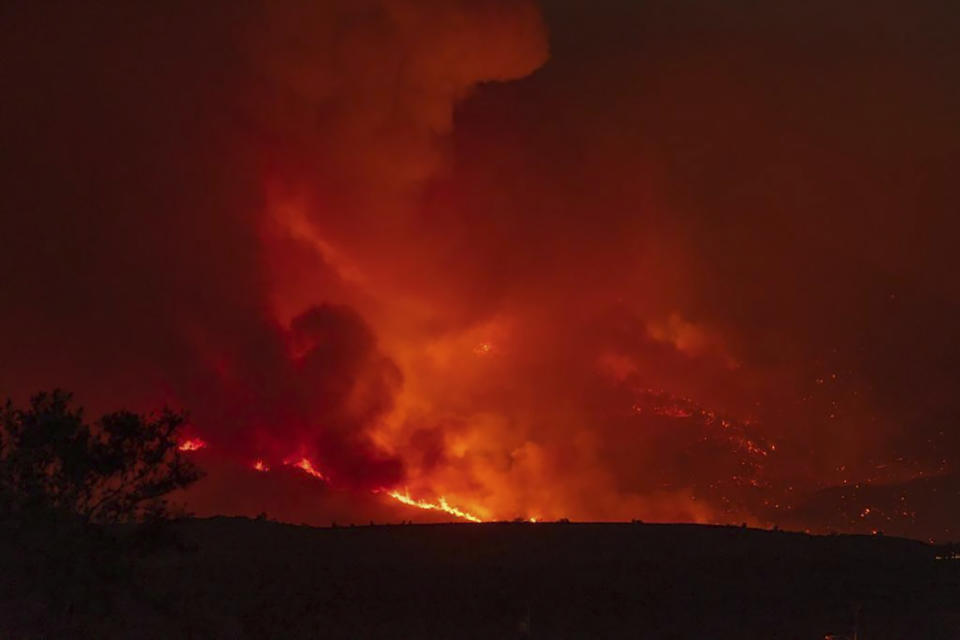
(286, 456, 326, 481)
(386, 489, 483, 523)
(178, 437, 207, 452)
(168, 434, 493, 523)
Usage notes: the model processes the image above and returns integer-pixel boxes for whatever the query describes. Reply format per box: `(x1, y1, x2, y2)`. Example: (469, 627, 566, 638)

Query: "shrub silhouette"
(0, 389, 203, 524)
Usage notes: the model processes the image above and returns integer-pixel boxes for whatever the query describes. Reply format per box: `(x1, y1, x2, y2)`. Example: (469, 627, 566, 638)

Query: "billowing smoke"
(0, 0, 549, 513)
(3, 0, 960, 536)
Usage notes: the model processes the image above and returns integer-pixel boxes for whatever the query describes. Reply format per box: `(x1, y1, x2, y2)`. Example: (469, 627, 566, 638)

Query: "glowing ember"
(387, 489, 483, 523)
(178, 438, 207, 452)
(287, 457, 326, 481)
(253, 459, 270, 472)
(657, 405, 693, 419)
(473, 342, 493, 355)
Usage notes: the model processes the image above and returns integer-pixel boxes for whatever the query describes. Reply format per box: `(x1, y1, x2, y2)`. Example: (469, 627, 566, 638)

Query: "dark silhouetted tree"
(0, 390, 203, 524)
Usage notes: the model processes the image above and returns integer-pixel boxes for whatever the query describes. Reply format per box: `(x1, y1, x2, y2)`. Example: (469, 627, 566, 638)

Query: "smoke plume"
(2, 0, 960, 536)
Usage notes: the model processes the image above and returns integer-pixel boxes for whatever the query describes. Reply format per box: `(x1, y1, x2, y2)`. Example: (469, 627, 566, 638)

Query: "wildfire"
(178, 437, 207, 452)
(171, 434, 485, 523)
(286, 456, 326, 481)
(386, 489, 483, 523)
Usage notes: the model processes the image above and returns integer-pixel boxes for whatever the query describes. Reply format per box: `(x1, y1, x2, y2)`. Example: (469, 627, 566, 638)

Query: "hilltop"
(3, 518, 958, 638)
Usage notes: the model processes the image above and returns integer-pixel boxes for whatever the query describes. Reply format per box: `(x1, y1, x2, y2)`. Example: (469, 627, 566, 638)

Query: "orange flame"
(178, 437, 207, 452)
(386, 489, 483, 523)
(286, 456, 326, 481)
(171, 434, 487, 523)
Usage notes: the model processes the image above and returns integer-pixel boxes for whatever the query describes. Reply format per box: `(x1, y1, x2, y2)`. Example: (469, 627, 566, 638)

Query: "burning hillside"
(2, 0, 960, 539)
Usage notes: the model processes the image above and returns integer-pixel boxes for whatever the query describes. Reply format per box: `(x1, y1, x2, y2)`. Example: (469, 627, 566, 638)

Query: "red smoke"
(2, 0, 960, 538)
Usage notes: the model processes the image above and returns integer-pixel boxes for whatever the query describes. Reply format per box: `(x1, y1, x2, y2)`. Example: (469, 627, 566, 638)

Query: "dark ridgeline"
(3, 515, 958, 638)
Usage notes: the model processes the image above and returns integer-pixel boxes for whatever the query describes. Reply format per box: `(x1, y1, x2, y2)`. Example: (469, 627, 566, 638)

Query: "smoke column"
(3, 0, 960, 536)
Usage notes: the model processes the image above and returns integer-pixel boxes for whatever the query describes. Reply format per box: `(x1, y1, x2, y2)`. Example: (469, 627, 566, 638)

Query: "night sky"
(2, 0, 959, 539)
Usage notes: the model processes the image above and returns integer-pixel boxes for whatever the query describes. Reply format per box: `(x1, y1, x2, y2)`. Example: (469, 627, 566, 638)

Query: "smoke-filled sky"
(2, 0, 959, 539)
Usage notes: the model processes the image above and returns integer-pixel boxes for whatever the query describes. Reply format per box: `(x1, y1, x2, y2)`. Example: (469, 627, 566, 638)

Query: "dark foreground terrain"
(3, 518, 959, 639)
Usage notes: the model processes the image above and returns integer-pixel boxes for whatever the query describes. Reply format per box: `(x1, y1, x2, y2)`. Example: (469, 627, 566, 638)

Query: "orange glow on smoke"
(386, 489, 483, 523)
(253, 459, 270, 472)
(178, 438, 207, 452)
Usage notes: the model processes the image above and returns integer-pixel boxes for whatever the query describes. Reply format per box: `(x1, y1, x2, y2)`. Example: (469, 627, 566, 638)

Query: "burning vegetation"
(2, 0, 960, 540)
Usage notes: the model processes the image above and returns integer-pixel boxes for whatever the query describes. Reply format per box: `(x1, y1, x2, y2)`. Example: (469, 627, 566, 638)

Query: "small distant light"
(473, 342, 493, 355)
